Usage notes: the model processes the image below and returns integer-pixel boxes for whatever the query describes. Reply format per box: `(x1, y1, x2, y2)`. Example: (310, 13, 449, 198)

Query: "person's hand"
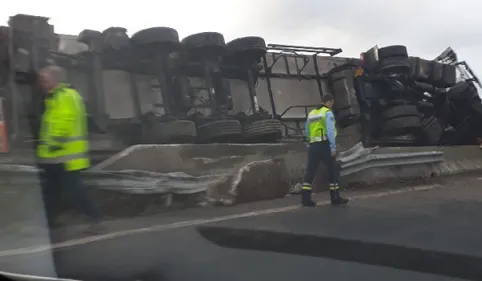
(331, 151, 337, 158)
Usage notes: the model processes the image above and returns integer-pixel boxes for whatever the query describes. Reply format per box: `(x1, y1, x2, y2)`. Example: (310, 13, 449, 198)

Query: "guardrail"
(337, 141, 444, 176)
(290, 142, 445, 194)
(340, 151, 444, 176)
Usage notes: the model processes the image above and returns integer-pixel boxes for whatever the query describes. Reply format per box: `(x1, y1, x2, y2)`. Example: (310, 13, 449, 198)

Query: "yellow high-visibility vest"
(307, 107, 337, 143)
(36, 83, 90, 171)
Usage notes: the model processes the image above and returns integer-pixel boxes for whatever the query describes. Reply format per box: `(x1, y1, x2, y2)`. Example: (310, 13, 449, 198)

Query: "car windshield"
(1, 3, 482, 281)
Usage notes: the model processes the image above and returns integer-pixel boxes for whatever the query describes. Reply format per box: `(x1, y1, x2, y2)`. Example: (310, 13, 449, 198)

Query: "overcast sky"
(2, 0, 481, 76)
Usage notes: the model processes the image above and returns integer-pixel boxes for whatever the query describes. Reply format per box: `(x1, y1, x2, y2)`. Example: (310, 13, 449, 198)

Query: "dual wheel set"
(141, 117, 283, 144)
(330, 45, 480, 146)
(77, 27, 283, 144)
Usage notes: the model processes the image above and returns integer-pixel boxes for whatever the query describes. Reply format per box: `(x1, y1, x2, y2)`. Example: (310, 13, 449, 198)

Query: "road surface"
(0, 174, 481, 281)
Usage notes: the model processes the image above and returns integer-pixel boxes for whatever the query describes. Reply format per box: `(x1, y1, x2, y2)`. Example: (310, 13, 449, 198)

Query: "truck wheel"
(131, 27, 180, 45)
(78, 29, 102, 45)
(226, 36, 267, 60)
(149, 120, 197, 144)
(381, 104, 420, 120)
(381, 115, 421, 136)
(78, 29, 103, 52)
(101, 27, 130, 51)
(181, 32, 226, 54)
(412, 81, 434, 93)
(378, 57, 411, 74)
(447, 81, 478, 100)
(131, 27, 180, 56)
(242, 119, 283, 143)
(197, 119, 242, 143)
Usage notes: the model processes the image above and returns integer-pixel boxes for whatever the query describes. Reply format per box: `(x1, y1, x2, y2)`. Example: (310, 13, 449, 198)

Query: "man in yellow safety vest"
(37, 65, 101, 231)
(301, 94, 349, 207)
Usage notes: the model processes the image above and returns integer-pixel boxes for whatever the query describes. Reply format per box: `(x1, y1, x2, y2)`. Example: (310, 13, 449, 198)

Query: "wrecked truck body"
(0, 14, 481, 213)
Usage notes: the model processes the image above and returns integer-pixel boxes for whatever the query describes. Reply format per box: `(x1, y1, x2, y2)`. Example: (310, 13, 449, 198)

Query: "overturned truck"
(0, 14, 481, 160)
(1, 15, 288, 153)
(326, 45, 482, 147)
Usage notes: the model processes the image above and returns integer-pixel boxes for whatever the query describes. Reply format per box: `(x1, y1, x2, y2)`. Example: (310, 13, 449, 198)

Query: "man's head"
(321, 94, 335, 109)
(38, 65, 67, 93)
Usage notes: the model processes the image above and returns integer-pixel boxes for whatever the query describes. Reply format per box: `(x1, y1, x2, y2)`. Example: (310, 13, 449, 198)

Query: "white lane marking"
(0, 183, 442, 259)
(477, 177, 482, 180)
(0, 269, 79, 281)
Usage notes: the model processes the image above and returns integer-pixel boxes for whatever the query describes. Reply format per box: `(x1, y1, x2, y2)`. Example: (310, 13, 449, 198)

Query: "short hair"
(321, 94, 334, 103)
(40, 65, 68, 83)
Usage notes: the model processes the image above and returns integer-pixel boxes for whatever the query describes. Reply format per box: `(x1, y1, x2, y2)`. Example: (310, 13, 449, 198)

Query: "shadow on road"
(197, 226, 480, 280)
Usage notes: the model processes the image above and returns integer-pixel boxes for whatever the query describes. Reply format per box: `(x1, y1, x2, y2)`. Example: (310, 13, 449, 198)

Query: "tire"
(242, 119, 282, 142)
(226, 36, 267, 60)
(181, 32, 226, 53)
(78, 29, 102, 46)
(101, 27, 130, 50)
(381, 115, 421, 136)
(447, 81, 475, 100)
(131, 27, 180, 56)
(378, 56, 410, 74)
(378, 45, 408, 59)
(131, 27, 179, 45)
(147, 120, 197, 144)
(412, 81, 434, 93)
(416, 101, 435, 116)
(381, 105, 420, 120)
(197, 119, 242, 142)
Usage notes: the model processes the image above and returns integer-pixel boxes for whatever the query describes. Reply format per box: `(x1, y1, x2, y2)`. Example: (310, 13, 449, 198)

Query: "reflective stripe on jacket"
(306, 106, 337, 143)
(36, 83, 90, 171)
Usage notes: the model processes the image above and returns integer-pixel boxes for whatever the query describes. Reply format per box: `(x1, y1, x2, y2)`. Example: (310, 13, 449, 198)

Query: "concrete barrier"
(1, 144, 481, 228)
(93, 143, 482, 198)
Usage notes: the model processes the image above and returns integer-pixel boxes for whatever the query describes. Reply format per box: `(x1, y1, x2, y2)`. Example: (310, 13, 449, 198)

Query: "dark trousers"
(303, 141, 339, 185)
(39, 163, 100, 227)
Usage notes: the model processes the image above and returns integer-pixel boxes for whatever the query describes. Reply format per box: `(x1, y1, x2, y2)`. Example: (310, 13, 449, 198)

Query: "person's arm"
(325, 111, 336, 153)
(305, 119, 310, 140)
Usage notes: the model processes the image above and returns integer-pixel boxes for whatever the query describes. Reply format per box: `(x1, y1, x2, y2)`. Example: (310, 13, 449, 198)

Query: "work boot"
(329, 190, 337, 202)
(331, 190, 349, 206)
(301, 190, 316, 207)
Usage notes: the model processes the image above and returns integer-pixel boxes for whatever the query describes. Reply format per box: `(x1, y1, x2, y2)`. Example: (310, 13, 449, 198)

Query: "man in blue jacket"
(301, 94, 349, 207)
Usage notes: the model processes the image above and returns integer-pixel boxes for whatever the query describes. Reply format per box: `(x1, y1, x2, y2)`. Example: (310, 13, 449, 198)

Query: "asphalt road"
(1, 174, 481, 281)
